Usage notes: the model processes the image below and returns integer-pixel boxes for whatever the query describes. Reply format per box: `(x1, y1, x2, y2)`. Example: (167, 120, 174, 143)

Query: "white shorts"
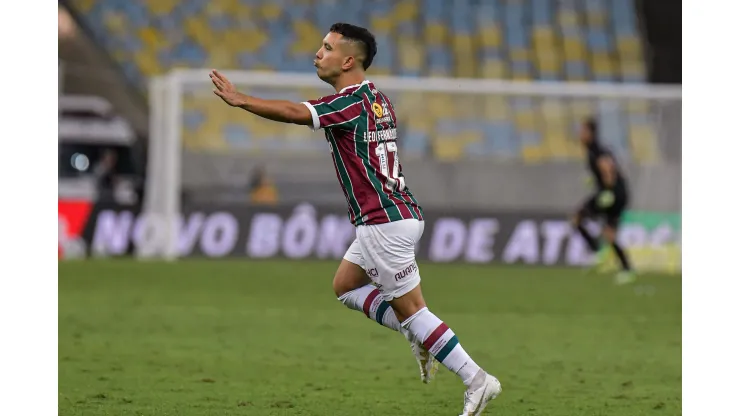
(343, 219, 424, 301)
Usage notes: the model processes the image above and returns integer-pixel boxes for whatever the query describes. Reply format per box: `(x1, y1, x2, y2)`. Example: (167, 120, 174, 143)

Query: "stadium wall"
(181, 154, 681, 213)
(59, 201, 681, 273)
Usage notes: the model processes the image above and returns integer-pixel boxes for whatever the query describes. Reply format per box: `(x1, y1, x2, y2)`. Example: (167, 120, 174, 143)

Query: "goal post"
(146, 69, 681, 269)
(142, 75, 182, 260)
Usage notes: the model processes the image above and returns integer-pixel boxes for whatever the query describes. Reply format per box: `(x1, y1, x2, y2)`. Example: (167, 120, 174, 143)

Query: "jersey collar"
(339, 80, 371, 93)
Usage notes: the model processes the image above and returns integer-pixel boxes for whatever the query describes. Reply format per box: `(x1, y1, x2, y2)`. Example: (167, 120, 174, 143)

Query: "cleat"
(459, 371, 502, 416)
(411, 342, 439, 384)
(614, 270, 637, 285)
(583, 246, 614, 276)
(593, 246, 613, 273)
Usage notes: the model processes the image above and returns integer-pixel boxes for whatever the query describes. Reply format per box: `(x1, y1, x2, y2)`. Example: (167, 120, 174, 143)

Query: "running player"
(210, 23, 501, 415)
(572, 117, 636, 285)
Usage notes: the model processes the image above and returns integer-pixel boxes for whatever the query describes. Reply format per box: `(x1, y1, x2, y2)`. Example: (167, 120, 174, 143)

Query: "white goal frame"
(147, 69, 681, 261)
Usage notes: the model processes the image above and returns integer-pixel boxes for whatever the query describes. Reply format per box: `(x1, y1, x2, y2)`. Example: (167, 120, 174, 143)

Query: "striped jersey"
(301, 80, 424, 226)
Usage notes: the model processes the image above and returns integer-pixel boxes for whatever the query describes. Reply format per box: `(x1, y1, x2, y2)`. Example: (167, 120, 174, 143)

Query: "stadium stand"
(67, 0, 656, 163)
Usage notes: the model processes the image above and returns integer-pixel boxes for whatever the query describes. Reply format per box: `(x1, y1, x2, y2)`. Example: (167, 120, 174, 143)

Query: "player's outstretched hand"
(210, 69, 246, 107)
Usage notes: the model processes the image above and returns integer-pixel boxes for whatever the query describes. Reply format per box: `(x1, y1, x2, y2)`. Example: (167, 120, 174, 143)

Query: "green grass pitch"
(59, 260, 681, 415)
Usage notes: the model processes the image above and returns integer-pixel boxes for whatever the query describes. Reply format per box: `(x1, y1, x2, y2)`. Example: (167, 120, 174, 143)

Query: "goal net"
(146, 69, 681, 273)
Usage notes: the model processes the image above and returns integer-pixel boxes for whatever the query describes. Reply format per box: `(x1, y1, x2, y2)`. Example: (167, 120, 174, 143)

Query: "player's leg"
(602, 224, 631, 270)
(334, 238, 437, 383)
(357, 220, 500, 413)
(334, 241, 402, 332)
(573, 196, 614, 271)
(603, 197, 636, 284)
(603, 223, 636, 285)
(572, 196, 601, 253)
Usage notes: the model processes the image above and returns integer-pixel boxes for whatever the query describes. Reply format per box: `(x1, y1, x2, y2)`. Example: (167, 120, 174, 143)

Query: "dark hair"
(330, 23, 377, 71)
(584, 117, 598, 137)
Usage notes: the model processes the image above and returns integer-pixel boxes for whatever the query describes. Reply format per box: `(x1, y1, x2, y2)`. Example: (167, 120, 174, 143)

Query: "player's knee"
(332, 274, 353, 298)
(333, 259, 372, 297)
(333, 269, 365, 298)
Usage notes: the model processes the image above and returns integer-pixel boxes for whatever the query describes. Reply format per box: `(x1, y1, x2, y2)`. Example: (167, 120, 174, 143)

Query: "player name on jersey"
(363, 128, 397, 143)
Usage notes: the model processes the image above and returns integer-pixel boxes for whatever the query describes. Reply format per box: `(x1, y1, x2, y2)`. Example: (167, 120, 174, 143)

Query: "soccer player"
(572, 117, 636, 285)
(210, 23, 501, 415)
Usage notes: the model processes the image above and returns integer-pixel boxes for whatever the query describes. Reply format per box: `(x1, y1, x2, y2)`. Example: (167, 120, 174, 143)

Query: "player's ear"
(341, 55, 354, 71)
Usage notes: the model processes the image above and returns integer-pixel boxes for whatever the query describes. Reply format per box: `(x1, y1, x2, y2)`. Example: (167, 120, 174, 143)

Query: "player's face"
(314, 32, 347, 83)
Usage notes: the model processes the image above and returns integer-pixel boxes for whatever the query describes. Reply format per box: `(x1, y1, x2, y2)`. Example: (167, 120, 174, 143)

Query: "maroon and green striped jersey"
(301, 80, 424, 226)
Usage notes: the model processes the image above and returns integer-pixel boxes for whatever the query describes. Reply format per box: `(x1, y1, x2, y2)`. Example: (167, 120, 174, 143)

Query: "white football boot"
(459, 370, 502, 416)
(402, 328, 438, 383)
(410, 341, 439, 384)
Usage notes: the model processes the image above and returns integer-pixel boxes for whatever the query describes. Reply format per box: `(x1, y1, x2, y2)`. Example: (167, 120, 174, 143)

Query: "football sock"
(401, 307, 481, 387)
(612, 242, 632, 271)
(576, 224, 601, 252)
(338, 284, 402, 332)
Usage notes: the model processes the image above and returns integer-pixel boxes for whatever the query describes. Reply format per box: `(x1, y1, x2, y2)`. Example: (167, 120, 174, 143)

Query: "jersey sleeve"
(301, 93, 363, 131)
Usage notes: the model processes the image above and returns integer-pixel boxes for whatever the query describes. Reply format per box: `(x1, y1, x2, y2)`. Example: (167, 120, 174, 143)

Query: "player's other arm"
(210, 70, 313, 126)
(595, 154, 617, 207)
(596, 154, 616, 188)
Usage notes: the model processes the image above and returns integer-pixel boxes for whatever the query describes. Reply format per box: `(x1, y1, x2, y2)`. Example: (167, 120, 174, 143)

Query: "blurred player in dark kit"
(572, 118, 636, 285)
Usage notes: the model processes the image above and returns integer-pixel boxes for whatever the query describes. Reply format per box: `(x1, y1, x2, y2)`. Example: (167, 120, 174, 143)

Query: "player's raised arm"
(210, 69, 313, 126)
(300, 94, 363, 131)
(596, 154, 616, 188)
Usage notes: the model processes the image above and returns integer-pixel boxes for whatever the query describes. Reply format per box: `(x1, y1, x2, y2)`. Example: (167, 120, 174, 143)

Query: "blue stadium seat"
(532, 0, 552, 26)
(71, 0, 648, 83)
(67, 0, 654, 162)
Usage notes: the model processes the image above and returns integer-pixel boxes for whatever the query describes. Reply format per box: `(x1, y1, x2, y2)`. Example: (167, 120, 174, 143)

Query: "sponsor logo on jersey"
(372, 102, 384, 118)
(372, 101, 393, 124)
(394, 262, 418, 281)
(366, 267, 379, 278)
